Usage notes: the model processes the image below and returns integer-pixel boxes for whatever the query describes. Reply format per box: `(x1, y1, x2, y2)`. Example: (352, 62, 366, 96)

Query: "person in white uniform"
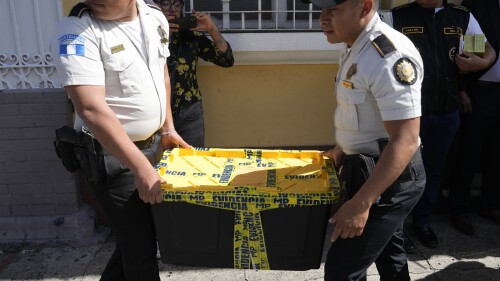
(51, 0, 190, 280)
(303, 0, 425, 280)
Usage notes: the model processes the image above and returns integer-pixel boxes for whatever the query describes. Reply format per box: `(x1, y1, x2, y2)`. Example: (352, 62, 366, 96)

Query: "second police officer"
(304, 0, 426, 279)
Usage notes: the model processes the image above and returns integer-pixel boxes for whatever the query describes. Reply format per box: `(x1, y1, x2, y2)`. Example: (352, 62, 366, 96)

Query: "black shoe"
(413, 225, 438, 249)
(403, 231, 416, 254)
(451, 213, 475, 235)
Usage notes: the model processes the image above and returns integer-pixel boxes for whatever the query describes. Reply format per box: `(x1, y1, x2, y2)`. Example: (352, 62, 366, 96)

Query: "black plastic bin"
(152, 201, 331, 270)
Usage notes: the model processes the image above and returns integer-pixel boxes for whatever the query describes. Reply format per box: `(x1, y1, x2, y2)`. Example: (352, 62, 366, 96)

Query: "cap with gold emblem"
(393, 58, 417, 85)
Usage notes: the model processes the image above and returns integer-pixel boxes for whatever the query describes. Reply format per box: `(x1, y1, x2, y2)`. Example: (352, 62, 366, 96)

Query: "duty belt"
(133, 134, 156, 150)
(94, 132, 157, 155)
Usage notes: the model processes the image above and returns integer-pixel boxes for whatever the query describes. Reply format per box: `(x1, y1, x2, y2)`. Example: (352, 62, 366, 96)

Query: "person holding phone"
(151, 0, 234, 147)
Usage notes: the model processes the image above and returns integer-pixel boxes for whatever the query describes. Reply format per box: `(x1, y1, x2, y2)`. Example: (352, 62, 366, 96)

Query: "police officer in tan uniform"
(52, 0, 190, 280)
(303, 0, 426, 280)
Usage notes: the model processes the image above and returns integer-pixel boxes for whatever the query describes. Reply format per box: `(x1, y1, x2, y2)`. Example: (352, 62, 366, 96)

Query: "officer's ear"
(360, 0, 373, 18)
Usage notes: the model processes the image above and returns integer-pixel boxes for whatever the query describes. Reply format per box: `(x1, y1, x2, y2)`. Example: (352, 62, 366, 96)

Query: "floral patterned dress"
(168, 30, 234, 114)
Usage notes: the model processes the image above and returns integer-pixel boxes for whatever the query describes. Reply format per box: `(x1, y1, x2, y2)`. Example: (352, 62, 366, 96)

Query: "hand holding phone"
(169, 16, 197, 31)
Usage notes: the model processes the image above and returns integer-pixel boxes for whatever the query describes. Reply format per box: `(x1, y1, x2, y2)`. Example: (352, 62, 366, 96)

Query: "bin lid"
(156, 148, 339, 193)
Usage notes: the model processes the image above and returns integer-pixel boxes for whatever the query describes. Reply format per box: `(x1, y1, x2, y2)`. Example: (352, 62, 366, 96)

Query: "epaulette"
(449, 3, 469, 13)
(147, 4, 162, 12)
(69, 2, 90, 18)
(371, 34, 396, 58)
(391, 2, 412, 11)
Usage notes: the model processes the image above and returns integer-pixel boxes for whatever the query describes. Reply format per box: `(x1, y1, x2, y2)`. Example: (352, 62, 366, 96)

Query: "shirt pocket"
(157, 45, 169, 73)
(335, 88, 367, 132)
(158, 44, 169, 60)
(103, 52, 137, 97)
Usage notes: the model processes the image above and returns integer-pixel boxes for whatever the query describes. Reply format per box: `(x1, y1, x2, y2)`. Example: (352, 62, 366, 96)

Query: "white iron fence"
(0, 0, 63, 90)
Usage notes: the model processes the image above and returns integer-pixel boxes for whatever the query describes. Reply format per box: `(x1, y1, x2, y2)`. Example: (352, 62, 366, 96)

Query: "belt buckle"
(135, 134, 154, 150)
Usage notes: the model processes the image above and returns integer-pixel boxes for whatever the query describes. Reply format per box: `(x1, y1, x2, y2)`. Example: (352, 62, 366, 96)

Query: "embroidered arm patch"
(393, 58, 417, 85)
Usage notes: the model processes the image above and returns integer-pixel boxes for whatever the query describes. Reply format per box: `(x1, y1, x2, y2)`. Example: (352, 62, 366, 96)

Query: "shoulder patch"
(393, 58, 417, 85)
(58, 34, 86, 57)
(371, 34, 396, 58)
(69, 2, 90, 18)
(449, 3, 469, 13)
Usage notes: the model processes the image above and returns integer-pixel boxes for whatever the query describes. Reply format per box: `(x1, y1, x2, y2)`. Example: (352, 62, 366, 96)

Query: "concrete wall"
(0, 89, 95, 243)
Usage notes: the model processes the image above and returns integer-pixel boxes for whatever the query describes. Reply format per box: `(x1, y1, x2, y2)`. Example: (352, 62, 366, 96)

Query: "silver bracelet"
(160, 130, 175, 136)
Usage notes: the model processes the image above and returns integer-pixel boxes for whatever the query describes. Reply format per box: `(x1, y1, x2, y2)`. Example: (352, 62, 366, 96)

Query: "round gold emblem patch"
(393, 58, 417, 85)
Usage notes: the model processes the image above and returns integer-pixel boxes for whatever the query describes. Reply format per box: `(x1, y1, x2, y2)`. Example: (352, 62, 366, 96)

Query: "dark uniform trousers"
(88, 132, 163, 281)
(325, 148, 426, 281)
(450, 82, 500, 211)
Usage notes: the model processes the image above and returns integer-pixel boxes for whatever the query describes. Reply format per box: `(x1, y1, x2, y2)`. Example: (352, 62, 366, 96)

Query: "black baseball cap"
(301, 0, 348, 8)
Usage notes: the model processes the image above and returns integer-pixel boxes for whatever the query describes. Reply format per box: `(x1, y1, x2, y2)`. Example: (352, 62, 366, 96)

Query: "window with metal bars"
(182, 0, 322, 31)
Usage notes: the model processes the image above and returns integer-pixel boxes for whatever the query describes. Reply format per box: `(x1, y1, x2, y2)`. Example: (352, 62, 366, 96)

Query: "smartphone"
(169, 16, 197, 30)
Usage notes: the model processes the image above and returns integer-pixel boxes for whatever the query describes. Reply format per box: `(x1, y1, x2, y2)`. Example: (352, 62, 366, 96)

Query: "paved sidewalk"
(1, 213, 499, 281)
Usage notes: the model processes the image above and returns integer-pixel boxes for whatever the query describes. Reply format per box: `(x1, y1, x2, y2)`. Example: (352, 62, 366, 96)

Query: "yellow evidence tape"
(157, 148, 341, 270)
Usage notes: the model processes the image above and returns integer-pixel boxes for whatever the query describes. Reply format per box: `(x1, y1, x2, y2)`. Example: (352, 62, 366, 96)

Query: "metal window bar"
(258, 0, 262, 30)
(308, 2, 313, 30)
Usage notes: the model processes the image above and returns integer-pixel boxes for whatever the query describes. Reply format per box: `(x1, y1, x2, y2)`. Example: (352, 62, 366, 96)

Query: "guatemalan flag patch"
(58, 34, 85, 56)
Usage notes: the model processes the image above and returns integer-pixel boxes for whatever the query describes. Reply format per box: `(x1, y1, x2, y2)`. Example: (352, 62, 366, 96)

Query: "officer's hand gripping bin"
(151, 148, 341, 270)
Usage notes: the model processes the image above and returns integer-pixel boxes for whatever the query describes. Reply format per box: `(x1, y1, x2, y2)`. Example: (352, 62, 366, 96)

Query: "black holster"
(53, 126, 80, 172)
(53, 126, 106, 185)
(340, 154, 376, 200)
(75, 132, 106, 185)
(340, 138, 420, 200)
